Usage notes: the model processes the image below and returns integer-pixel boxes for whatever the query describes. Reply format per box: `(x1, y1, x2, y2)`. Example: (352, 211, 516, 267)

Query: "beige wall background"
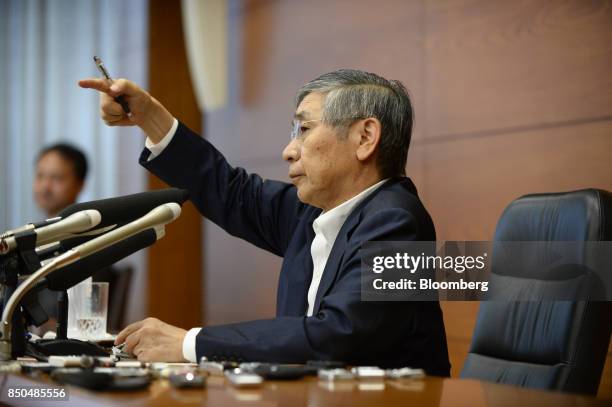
(152, 0, 612, 399)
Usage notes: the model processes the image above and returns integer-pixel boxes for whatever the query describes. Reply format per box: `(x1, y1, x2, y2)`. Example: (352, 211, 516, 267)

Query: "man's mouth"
(289, 174, 303, 183)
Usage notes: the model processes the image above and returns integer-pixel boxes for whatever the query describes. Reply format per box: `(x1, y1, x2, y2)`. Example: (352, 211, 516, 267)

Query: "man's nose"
(37, 178, 51, 191)
(282, 138, 300, 162)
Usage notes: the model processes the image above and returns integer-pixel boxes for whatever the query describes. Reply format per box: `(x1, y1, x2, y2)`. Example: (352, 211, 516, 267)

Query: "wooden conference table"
(1, 372, 609, 407)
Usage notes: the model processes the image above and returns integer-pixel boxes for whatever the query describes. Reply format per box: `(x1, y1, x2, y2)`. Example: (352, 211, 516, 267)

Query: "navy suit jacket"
(140, 122, 450, 375)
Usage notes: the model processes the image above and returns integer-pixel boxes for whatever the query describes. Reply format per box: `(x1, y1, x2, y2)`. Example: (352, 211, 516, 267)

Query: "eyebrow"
(293, 111, 312, 120)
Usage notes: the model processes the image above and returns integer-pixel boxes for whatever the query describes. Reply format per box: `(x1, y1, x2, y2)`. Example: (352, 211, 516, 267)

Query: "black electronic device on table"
(51, 368, 151, 391)
(169, 371, 206, 388)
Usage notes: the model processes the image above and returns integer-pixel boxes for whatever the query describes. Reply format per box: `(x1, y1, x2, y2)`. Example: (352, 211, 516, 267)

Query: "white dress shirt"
(306, 179, 388, 316)
(145, 119, 387, 361)
(145, 118, 178, 160)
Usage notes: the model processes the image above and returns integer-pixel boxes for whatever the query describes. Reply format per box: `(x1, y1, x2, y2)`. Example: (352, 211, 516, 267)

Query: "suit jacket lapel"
(310, 177, 413, 314)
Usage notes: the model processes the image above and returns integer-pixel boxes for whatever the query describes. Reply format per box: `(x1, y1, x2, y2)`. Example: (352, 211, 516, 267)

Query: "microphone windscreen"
(44, 228, 158, 291)
(59, 188, 189, 229)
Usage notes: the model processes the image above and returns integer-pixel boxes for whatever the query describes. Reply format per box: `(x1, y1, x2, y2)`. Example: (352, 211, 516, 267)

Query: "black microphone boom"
(43, 228, 159, 291)
(58, 188, 189, 230)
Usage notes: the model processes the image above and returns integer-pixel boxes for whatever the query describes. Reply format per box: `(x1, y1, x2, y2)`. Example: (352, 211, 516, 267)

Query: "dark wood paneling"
(441, 302, 480, 377)
(146, 0, 202, 328)
(207, 0, 426, 167)
(423, 0, 612, 139)
(197, 0, 611, 398)
(421, 120, 612, 240)
(602, 344, 612, 400)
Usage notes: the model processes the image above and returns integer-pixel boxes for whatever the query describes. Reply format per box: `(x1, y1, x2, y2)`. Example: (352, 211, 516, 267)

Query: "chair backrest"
(461, 189, 612, 395)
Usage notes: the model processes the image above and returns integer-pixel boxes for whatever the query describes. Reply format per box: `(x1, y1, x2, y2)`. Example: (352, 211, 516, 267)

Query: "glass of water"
(67, 281, 109, 340)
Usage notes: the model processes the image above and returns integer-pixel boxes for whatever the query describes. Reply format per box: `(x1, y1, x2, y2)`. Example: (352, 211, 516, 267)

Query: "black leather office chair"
(461, 189, 612, 395)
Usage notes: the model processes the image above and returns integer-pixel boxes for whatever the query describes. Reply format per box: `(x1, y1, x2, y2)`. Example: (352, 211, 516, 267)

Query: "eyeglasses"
(290, 119, 322, 141)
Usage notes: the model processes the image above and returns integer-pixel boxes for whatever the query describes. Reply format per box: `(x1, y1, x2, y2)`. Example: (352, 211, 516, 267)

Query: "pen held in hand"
(93, 56, 132, 117)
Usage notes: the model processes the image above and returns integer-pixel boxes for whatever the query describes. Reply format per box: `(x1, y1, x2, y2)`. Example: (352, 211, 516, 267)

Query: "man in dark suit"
(79, 69, 450, 375)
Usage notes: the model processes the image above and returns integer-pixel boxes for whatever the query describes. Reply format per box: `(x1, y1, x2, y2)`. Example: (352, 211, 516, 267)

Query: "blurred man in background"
(33, 143, 88, 218)
(31, 143, 89, 335)
(31, 144, 126, 335)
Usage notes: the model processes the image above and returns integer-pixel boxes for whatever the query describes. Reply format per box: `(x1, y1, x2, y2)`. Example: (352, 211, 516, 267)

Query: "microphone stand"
(0, 249, 79, 360)
(56, 291, 68, 339)
(29, 289, 107, 358)
(0, 230, 51, 358)
(0, 231, 105, 360)
(0, 203, 179, 361)
(1, 251, 108, 360)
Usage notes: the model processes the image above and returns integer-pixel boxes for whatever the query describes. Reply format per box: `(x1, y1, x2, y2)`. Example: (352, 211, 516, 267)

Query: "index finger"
(115, 319, 146, 345)
(80, 78, 142, 98)
(78, 78, 112, 93)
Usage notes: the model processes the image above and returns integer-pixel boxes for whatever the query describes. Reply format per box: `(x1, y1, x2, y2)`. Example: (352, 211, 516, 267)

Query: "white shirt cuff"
(182, 327, 202, 362)
(145, 118, 179, 161)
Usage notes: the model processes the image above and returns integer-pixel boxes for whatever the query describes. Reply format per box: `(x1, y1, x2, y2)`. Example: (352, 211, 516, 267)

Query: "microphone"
(43, 227, 164, 291)
(0, 217, 61, 239)
(58, 188, 189, 230)
(0, 202, 181, 360)
(0, 210, 102, 255)
(73, 203, 180, 258)
(36, 225, 118, 261)
(1, 189, 188, 256)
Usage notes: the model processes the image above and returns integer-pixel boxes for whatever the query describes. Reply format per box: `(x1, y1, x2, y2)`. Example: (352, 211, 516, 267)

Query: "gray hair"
(296, 69, 413, 178)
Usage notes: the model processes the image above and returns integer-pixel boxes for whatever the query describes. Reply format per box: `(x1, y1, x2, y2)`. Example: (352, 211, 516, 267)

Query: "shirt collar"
(313, 179, 389, 243)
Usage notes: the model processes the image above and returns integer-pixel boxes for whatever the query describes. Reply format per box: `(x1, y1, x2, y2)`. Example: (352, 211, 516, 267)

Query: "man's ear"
(75, 180, 85, 195)
(355, 118, 381, 162)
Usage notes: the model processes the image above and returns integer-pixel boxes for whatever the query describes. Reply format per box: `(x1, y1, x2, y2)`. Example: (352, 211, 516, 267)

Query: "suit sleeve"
(194, 208, 448, 374)
(139, 121, 302, 257)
